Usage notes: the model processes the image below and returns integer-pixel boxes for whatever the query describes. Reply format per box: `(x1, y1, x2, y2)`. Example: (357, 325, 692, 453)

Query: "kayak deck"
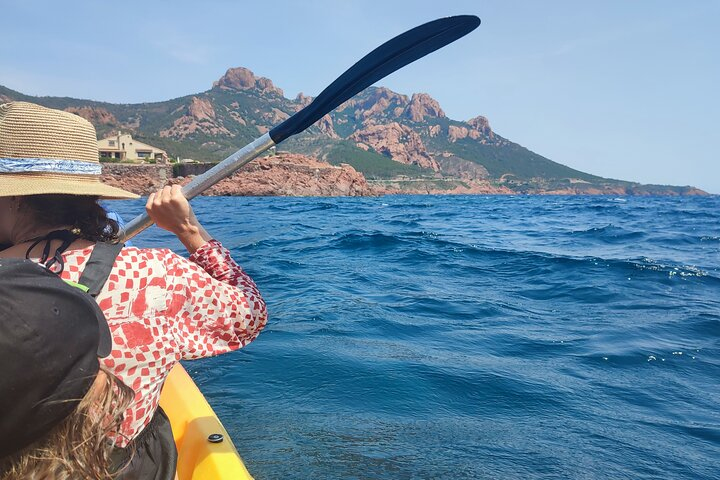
(159, 364, 253, 480)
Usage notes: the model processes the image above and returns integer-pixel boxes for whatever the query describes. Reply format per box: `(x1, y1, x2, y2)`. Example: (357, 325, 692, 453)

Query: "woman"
(0, 259, 134, 479)
(0, 102, 268, 478)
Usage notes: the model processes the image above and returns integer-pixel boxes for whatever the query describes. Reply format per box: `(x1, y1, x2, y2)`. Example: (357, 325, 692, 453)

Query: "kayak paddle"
(122, 15, 480, 240)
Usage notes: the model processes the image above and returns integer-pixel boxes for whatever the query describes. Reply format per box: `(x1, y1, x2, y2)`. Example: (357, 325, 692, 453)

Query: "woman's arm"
(146, 185, 268, 358)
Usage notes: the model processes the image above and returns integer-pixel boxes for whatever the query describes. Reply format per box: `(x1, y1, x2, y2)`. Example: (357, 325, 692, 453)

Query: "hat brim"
(0, 172, 139, 199)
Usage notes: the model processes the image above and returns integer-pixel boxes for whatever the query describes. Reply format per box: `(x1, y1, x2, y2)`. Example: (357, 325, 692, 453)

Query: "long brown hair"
(0, 367, 134, 480)
(19, 194, 121, 243)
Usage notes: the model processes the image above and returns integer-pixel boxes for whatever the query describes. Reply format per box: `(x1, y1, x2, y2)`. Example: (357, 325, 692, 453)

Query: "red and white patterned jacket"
(59, 239, 267, 447)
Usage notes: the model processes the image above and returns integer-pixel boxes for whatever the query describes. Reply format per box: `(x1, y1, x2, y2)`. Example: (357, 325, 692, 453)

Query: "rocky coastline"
(100, 154, 708, 197)
(101, 153, 374, 197)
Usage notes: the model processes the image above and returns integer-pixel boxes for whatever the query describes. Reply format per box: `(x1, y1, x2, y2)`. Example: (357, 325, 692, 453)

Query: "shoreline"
(100, 160, 709, 198)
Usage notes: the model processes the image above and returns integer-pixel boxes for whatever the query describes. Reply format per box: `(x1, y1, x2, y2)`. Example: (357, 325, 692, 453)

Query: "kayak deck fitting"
(159, 364, 253, 480)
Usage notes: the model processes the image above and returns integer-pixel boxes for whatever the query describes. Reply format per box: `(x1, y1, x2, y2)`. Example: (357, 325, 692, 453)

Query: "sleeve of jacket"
(163, 240, 267, 360)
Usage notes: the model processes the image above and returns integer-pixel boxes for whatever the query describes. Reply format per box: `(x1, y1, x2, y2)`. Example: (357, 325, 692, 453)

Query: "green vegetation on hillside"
(442, 136, 602, 182)
(325, 141, 433, 179)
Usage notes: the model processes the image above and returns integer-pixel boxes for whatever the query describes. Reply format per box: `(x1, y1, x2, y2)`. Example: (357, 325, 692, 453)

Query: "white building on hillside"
(98, 132, 167, 162)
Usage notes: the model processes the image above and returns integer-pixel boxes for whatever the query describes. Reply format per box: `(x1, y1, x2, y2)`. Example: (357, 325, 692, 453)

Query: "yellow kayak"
(159, 364, 254, 480)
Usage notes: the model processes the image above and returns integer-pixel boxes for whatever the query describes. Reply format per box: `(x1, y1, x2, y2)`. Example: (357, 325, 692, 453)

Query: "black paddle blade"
(269, 15, 480, 144)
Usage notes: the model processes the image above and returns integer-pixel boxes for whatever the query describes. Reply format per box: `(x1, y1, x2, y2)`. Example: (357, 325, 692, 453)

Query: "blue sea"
(114, 195, 720, 479)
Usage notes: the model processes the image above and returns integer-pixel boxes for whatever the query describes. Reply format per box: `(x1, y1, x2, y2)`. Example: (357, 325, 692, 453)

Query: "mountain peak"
(357, 87, 409, 110)
(467, 115, 491, 132)
(295, 92, 313, 108)
(404, 93, 445, 122)
(213, 67, 284, 97)
(447, 115, 494, 143)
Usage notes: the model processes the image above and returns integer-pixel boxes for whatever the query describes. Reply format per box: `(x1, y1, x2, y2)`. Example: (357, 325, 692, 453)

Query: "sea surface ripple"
(115, 195, 720, 479)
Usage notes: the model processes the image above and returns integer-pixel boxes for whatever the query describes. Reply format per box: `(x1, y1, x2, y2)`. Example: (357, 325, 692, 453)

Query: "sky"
(2, 0, 718, 193)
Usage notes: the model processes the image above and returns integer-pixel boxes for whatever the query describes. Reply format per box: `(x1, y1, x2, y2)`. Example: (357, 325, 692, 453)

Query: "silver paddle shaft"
(120, 133, 275, 241)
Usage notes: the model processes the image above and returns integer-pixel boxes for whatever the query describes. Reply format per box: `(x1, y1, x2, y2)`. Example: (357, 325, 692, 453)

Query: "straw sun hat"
(0, 101, 138, 199)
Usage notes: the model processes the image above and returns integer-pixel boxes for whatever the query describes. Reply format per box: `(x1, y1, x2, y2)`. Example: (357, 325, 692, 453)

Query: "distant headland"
(0, 69, 706, 196)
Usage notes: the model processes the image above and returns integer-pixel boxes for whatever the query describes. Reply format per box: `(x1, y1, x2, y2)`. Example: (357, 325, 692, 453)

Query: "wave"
(332, 231, 412, 250)
(570, 224, 645, 242)
(319, 230, 719, 283)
